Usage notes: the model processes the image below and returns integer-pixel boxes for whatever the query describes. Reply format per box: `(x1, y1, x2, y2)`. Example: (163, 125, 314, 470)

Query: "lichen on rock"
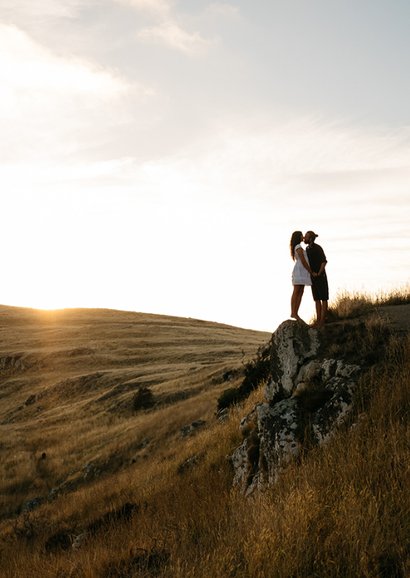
(266, 320, 320, 402)
(231, 320, 365, 493)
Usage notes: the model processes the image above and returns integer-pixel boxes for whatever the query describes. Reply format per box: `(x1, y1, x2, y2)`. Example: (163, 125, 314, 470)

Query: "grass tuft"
(329, 286, 410, 320)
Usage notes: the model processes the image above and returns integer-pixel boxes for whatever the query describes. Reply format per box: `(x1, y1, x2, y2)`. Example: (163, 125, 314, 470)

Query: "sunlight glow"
(0, 3, 409, 330)
(0, 25, 126, 97)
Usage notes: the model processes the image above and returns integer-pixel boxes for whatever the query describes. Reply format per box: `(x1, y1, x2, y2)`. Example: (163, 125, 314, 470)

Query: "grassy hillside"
(0, 306, 269, 518)
(0, 297, 409, 577)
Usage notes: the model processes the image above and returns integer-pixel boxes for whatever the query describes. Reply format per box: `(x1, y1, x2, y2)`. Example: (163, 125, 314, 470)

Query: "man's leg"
(315, 300, 322, 326)
(320, 301, 328, 326)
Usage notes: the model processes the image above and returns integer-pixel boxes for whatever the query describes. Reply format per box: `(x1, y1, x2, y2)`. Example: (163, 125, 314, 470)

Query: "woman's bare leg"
(291, 285, 304, 320)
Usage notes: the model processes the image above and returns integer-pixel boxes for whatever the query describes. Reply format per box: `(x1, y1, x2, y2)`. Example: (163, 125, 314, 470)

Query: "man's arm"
(318, 247, 327, 276)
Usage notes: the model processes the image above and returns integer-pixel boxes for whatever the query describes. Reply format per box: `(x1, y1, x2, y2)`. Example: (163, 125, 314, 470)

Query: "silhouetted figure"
(305, 231, 329, 327)
(290, 231, 313, 322)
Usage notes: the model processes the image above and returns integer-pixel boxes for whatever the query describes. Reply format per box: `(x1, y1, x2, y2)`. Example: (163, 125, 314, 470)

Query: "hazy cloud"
(206, 2, 241, 18)
(115, 0, 171, 16)
(0, 0, 85, 20)
(182, 117, 410, 193)
(0, 25, 125, 98)
(0, 24, 132, 161)
(114, 0, 212, 54)
(137, 20, 212, 53)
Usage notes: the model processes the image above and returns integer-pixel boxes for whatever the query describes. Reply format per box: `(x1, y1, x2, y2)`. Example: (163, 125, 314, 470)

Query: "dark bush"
(87, 502, 140, 536)
(241, 342, 271, 393)
(217, 387, 244, 412)
(132, 386, 155, 411)
(44, 530, 72, 553)
(217, 341, 272, 412)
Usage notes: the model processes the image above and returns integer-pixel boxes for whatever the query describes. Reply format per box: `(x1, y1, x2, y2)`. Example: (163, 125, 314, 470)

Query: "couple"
(290, 230, 329, 327)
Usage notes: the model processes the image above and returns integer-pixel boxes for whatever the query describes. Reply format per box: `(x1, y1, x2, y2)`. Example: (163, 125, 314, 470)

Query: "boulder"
(180, 419, 206, 437)
(232, 320, 362, 493)
(266, 320, 319, 402)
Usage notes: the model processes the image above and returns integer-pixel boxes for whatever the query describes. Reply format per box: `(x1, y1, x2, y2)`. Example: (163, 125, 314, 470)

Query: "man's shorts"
(311, 275, 329, 301)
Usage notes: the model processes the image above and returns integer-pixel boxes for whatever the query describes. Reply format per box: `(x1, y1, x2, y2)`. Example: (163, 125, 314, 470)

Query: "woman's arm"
(296, 247, 312, 274)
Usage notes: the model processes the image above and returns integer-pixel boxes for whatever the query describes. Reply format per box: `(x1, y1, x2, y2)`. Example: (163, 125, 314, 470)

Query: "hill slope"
(0, 303, 408, 578)
(0, 306, 270, 517)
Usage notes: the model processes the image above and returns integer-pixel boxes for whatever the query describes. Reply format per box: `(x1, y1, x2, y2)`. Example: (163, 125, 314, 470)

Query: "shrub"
(132, 386, 155, 411)
(217, 341, 271, 412)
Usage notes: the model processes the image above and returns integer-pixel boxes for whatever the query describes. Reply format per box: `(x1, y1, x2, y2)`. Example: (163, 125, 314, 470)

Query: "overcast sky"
(1, 0, 409, 330)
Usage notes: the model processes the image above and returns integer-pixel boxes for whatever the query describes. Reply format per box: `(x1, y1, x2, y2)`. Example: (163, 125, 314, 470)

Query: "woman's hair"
(290, 231, 303, 260)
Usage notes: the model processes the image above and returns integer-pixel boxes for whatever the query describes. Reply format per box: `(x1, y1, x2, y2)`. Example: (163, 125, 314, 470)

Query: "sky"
(0, 0, 409, 331)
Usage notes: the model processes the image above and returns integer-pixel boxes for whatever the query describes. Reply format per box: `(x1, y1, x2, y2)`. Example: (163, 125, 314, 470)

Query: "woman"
(290, 231, 312, 321)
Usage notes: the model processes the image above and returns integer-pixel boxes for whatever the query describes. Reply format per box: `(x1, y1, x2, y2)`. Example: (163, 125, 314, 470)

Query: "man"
(304, 231, 329, 327)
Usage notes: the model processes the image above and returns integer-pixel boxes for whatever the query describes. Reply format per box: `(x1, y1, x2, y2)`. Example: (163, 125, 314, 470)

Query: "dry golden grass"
(0, 301, 409, 577)
(0, 306, 269, 519)
(330, 286, 410, 320)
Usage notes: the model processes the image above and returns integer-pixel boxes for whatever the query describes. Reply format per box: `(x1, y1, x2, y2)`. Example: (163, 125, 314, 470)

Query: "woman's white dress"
(292, 243, 312, 286)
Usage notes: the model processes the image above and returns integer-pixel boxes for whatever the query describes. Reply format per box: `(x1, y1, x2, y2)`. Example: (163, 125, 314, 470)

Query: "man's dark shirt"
(307, 242, 329, 301)
(306, 243, 327, 274)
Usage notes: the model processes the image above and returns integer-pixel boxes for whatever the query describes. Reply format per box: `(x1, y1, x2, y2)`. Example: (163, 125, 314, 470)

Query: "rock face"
(231, 320, 360, 493)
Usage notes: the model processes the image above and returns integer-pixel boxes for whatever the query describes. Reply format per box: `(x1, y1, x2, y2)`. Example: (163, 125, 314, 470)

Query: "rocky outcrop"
(267, 320, 320, 402)
(232, 320, 361, 493)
